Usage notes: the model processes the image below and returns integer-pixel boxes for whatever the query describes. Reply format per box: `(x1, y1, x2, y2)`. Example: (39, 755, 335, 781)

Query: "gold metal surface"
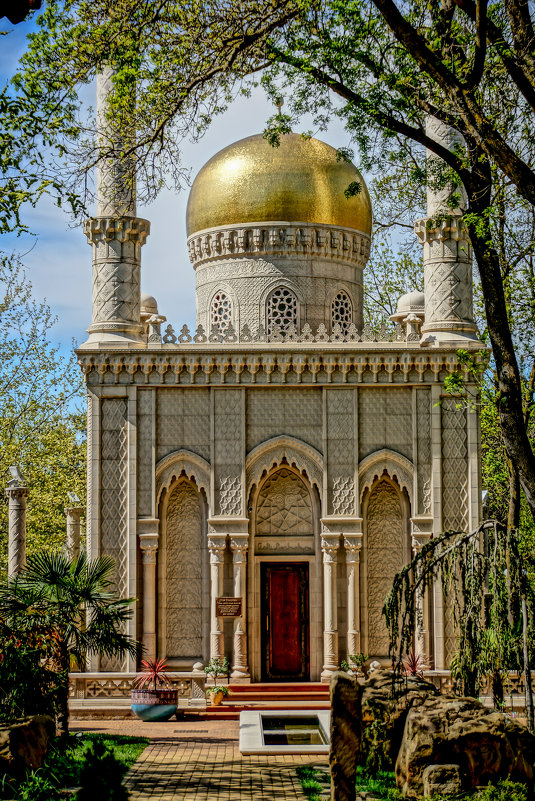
(186, 133, 372, 236)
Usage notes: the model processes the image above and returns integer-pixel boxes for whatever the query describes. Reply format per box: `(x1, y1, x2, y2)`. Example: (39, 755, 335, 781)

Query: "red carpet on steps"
(193, 682, 331, 721)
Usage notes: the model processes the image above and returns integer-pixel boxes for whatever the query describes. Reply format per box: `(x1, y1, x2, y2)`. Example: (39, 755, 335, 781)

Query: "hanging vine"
(383, 521, 534, 729)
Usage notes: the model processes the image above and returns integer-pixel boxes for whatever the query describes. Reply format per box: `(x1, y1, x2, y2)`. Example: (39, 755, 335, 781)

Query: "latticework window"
(210, 291, 232, 331)
(331, 290, 353, 331)
(266, 286, 298, 334)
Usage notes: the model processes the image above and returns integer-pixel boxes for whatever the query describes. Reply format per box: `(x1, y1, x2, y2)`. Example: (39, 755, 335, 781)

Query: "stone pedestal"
(321, 536, 340, 680)
(208, 536, 226, 661)
(65, 495, 83, 560)
(230, 537, 249, 678)
(344, 537, 362, 657)
(139, 530, 159, 660)
(5, 467, 28, 577)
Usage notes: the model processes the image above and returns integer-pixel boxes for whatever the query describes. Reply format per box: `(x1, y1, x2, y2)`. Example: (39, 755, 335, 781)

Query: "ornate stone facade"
(78, 113, 484, 679)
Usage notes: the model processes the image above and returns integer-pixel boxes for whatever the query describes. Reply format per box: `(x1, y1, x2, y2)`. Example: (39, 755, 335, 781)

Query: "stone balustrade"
(68, 671, 206, 709)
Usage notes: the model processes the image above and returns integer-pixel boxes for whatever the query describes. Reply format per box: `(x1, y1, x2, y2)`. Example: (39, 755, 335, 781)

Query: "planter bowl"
(131, 688, 178, 722)
(208, 690, 225, 706)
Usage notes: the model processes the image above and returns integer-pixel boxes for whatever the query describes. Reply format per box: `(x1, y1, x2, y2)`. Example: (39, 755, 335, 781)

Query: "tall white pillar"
(208, 536, 226, 661)
(321, 536, 339, 680)
(139, 531, 159, 660)
(412, 539, 426, 659)
(230, 537, 249, 679)
(82, 69, 150, 346)
(65, 493, 83, 560)
(6, 466, 28, 577)
(344, 536, 362, 657)
(414, 117, 477, 346)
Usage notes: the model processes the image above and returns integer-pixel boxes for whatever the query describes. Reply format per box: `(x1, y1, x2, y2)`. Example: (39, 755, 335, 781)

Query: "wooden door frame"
(260, 562, 310, 682)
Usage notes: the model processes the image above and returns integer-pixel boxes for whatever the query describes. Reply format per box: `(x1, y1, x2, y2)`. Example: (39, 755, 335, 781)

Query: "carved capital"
(343, 536, 362, 562)
(230, 537, 249, 560)
(5, 486, 29, 503)
(321, 536, 340, 563)
(84, 216, 150, 246)
(139, 532, 159, 565)
(208, 536, 227, 563)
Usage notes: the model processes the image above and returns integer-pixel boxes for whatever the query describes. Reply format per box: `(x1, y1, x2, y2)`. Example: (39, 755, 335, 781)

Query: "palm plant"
(0, 550, 140, 737)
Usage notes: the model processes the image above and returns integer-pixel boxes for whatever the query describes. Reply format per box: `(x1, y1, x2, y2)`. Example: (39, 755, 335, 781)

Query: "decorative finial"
(275, 97, 284, 115)
(8, 465, 26, 487)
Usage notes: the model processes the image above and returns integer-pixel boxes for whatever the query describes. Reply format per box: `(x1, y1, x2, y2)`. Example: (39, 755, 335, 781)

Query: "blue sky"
(0, 13, 356, 351)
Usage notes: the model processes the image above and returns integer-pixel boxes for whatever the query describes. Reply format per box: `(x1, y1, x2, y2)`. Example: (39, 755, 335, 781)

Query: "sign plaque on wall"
(216, 597, 242, 617)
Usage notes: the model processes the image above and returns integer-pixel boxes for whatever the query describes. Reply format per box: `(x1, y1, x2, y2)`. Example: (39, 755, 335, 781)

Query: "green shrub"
(76, 740, 129, 801)
(16, 771, 60, 801)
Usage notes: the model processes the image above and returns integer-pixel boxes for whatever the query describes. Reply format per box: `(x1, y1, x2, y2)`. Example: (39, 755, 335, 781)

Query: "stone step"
(225, 692, 329, 702)
(227, 682, 328, 694)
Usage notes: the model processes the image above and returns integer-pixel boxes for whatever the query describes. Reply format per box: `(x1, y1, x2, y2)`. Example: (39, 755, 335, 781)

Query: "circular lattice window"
(331, 290, 352, 331)
(266, 286, 298, 334)
(211, 291, 232, 330)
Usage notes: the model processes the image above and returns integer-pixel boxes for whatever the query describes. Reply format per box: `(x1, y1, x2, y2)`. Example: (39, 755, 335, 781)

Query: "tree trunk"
(57, 643, 70, 738)
(466, 162, 535, 527)
(521, 595, 534, 733)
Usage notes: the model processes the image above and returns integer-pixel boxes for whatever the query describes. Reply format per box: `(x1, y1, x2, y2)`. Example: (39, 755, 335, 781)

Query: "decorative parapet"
(77, 348, 486, 387)
(136, 320, 414, 346)
(69, 670, 206, 707)
(187, 222, 371, 268)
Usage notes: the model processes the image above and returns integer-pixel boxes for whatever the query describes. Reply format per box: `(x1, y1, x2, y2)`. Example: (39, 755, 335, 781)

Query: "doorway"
(260, 563, 310, 681)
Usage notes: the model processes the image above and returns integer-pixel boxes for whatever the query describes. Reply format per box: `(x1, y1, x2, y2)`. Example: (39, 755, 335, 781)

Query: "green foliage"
(204, 657, 230, 683)
(296, 766, 325, 801)
(0, 257, 86, 578)
(472, 780, 528, 801)
(0, 551, 140, 734)
(0, 622, 59, 723)
(76, 740, 129, 801)
(355, 766, 396, 799)
(14, 771, 60, 801)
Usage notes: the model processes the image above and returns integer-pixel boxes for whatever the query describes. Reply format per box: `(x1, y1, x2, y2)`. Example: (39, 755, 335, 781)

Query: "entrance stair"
(192, 682, 331, 721)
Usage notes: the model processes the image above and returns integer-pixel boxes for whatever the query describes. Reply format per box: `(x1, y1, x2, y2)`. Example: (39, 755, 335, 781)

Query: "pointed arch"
(359, 449, 414, 506)
(246, 435, 323, 495)
(156, 449, 211, 505)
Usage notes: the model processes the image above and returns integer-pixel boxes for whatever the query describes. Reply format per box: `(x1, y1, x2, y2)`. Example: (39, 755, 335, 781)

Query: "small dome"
(140, 293, 158, 315)
(186, 133, 372, 237)
(396, 290, 425, 315)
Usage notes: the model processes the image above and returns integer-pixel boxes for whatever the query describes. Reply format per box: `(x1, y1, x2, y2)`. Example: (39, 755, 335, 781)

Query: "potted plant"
(206, 685, 230, 706)
(131, 657, 178, 721)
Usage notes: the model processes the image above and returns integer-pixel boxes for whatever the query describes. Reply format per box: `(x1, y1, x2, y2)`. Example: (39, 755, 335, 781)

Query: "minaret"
(82, 67, 150, 345)
(414, 117, 478, 345)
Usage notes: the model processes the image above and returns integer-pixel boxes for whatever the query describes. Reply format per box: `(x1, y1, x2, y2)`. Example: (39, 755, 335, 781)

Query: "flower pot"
(209, 690, 225, 706)
(131, 688, 178, 721)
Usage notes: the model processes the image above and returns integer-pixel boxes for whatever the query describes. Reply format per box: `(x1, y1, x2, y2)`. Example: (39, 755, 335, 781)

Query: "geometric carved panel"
(246, 388, 323, 454)
(366, 478, 405, 658)
(137, 389, 153, 517)
(164, 480, 203, 659)
(100, 398, 128, 670)
(326, 389, 355, 515)
(214, 388, 243, 515)
(156, 389, 210, 463)
(255, 468, 313, 536)
(416, 389, 432, 515)
(441, 398, 468, 532)
(359, 388, 413, 462)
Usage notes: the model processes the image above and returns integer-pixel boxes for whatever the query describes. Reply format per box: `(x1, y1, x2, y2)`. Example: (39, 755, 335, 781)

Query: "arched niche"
(361, 473, 411, 659)
(158, 476, 208, 666)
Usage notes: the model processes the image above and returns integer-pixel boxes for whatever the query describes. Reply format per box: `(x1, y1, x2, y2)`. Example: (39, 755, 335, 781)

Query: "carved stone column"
(344, 536, 362, 657)
(208, 536, 226, 661)
(83, 69, 150, 346)
(5, 467, 28, 577)
(65, 493, 83, 560)
(230, 537, 249, 679)
(139, 531, 159, 660)
(412, 535, 426, 660)
(321, 536, 340, 680)
(414, 117, 477, 346)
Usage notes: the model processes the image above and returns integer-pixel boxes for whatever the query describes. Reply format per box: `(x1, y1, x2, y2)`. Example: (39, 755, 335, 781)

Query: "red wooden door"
(261, 563, 309, 681)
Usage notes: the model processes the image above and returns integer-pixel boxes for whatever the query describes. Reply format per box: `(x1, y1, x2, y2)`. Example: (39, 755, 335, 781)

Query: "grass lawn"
(297, 765, 397, 801)
(1, 733, 149, 799)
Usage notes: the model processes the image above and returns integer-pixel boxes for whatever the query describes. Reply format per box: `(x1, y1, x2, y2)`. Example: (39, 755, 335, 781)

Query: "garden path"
(71, 719, 325, 800)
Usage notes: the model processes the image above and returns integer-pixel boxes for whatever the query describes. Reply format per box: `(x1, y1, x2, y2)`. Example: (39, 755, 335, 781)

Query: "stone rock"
(0, 715, 55, 775)
(422, 764, 462, 796)
(360, 670, 439, 769)
(330, 672, 361, 801)
(396, 695, 535, 798)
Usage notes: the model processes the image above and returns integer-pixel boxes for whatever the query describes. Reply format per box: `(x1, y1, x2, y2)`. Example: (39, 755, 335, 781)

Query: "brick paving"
(71, 719, 326, 800)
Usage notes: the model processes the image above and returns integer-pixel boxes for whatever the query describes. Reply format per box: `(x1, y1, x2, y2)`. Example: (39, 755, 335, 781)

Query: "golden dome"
(186, 133, 372, 237)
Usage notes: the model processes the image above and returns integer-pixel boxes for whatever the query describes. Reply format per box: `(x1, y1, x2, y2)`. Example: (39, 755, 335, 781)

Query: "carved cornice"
(78, 348, 486, 388)
(84, 216, 150, 246)
(187, 222, 371, 268)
